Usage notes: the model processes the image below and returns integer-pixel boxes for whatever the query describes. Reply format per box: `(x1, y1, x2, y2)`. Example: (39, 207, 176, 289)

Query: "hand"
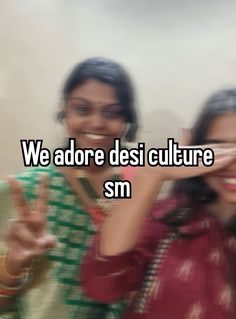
(140, 143, 236, 183)
(3, 174, 57, 278)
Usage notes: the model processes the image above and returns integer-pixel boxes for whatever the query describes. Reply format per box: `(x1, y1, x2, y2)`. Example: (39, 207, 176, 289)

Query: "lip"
(81, 132, 109, 147)
(84, 133, 107, 140)
(219, 175, 236, 191)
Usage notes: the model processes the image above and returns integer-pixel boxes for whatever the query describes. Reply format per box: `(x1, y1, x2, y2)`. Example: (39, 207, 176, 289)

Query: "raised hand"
(3, 174, 57, 280)
(99, 143, 236, 256)
(149, 143, 236, 182)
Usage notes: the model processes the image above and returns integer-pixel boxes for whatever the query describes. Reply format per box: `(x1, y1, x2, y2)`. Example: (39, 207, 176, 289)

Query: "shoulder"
(152, 196, 210, 236)
(138, 197, 178, 244)
(146, 196, 185, 235)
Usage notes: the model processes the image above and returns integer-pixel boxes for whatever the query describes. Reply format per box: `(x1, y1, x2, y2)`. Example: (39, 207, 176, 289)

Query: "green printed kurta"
(0, 165, 125, 319)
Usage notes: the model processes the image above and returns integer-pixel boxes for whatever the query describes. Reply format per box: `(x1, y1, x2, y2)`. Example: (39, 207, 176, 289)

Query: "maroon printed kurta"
(81, 198, 236, 319)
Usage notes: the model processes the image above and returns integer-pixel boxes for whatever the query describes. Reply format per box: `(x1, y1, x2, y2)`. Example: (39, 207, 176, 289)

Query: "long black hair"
(161, 88, 236, 230)
(57, 57, 138, 142)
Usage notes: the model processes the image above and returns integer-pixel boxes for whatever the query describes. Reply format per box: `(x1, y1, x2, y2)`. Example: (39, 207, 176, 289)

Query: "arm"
(82, 215, 165, 303)
(100, 146, 236, 256)
(100, 168, 162, 255)
(82, 144, 236, 302)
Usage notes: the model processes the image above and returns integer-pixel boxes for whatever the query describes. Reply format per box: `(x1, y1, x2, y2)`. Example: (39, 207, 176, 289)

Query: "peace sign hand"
(3, 174, 57, 282)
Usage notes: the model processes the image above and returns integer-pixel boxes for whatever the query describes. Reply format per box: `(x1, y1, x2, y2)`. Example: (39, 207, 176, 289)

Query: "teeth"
(85, 134, 106, 140)
(223, 178, 236, 185)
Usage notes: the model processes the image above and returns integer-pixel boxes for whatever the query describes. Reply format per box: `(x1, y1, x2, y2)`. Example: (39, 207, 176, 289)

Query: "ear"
(124, 123, 131, 135)
(124, 123, 138, 142)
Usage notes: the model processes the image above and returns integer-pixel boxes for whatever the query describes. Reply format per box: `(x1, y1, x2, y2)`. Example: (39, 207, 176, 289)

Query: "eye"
(102, 107, 124, 119)
(72, 104, 91, 115)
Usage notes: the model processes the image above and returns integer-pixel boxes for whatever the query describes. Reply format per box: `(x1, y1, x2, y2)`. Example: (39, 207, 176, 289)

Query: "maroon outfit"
(81, 198, 236, 319)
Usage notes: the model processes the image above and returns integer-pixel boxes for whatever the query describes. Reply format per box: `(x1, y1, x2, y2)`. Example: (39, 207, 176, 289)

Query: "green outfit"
(0, 165, 125, 319)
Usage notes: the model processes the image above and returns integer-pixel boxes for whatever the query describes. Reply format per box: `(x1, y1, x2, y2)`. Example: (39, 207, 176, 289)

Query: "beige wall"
(1, 0, 236, 177)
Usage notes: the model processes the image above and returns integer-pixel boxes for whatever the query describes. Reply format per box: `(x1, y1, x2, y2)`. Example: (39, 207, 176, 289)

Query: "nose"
(89, 111, 106, 130)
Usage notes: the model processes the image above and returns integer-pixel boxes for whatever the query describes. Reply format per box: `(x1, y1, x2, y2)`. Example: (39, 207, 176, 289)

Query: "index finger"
(35, 173, 49, 216)
(6, 176, 31, 219)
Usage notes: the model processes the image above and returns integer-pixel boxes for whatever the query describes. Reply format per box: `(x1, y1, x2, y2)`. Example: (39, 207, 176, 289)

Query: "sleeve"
(81, 217, 166, 303)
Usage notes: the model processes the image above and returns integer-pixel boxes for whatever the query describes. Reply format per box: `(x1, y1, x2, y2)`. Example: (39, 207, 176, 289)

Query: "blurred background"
(1, 0, 236, 178)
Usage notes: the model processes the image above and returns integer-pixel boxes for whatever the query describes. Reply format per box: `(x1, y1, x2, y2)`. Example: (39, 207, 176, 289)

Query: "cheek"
(204, 176, 219, 192)
(109, 120, 126, 136)
(203, 175, 226, 201)
(65, 115, 83, 134)
(204, 175, 235, 201)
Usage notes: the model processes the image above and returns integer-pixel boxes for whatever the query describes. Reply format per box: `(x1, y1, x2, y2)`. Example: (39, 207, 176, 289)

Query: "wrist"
(5, 250, 35, 273)
(0, 271, 31, 298)
(0, 253, 34, 287)
(133, 168, 163, 198)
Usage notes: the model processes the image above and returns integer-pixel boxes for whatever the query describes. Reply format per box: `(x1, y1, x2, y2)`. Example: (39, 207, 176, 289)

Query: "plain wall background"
(1, 0, 236, 178)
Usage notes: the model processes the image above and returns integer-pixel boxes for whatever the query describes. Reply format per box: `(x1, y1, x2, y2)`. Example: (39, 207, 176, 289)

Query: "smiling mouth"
(84, 133, 107, 141)
(222, 177, 236, 185)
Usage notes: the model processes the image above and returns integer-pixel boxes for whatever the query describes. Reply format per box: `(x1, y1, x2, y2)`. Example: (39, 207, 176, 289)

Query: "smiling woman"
(59, 58, 137, 152)
(64, 79, 126, 151)
(0, 57, 139, 319)
(81, 88, 236, 319)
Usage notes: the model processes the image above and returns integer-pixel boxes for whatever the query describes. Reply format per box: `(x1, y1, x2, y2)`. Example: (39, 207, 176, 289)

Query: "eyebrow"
(69, 97, 92, 103)
(68, 97, 121, 106)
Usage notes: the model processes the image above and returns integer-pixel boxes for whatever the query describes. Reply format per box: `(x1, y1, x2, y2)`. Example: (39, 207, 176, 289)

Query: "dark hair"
(173, 88, 236, 203)
(162, 88, 236, 228)
(57, 57, 138, 142)
(160, 88, 236, 289)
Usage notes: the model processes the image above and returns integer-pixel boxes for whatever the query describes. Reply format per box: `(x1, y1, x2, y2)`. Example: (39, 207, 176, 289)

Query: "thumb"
(37, 234, 58, 250)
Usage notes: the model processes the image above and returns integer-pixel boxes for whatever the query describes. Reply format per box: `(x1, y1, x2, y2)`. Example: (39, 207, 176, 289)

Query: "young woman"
(0, 57, 138, 319)
(82, 88, 236, 319)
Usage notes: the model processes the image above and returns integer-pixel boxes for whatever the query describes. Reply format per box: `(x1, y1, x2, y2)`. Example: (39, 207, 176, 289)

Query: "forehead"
(68, 79, 118, 104)
(206, 112, 236, 141)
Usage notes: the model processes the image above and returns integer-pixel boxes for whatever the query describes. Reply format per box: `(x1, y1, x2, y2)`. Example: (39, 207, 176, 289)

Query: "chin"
(221, 193, 236, 204)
